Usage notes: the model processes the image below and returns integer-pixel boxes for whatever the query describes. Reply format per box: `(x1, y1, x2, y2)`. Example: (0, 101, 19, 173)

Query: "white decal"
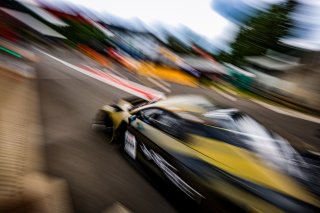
(124, 131, 137, 159)
(140, 143, 204, 202)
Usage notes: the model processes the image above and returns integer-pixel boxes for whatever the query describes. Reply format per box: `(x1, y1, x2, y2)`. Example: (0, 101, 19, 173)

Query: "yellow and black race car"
(92, 95, 320, 212)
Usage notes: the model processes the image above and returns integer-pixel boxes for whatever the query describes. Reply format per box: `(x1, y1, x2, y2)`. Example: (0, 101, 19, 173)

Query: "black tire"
(92, 110, 114, 142)
(113, 122, 127, 144)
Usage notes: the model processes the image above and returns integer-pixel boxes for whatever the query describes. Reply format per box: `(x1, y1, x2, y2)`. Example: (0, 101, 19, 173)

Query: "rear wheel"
(112, 121, 127, 145)
(92, 110, 114, 142)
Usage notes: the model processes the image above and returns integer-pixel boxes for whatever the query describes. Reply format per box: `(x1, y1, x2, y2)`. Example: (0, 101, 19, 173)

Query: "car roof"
(147, 94, 221, 113)
(130, 95, 242, 126)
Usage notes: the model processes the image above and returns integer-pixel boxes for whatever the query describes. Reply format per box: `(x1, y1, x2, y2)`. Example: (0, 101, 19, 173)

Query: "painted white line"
(154, 77, 171, 88)
(36, 48, 164, 100)
(147, 77, 171, 93)
(216, 90, 237, 102)
(211, 86, 237, 102)
(104, 67, 129, 80)
(223, 87, 238, 96)
(126, 71, 144, 82)
(251, 99, 320, 124)
(112, 64, 143, 83)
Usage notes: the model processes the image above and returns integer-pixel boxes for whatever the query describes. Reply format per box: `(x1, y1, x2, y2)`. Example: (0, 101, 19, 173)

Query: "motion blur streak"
(0, 0, 319, 212)
(36, 47, 164, 100)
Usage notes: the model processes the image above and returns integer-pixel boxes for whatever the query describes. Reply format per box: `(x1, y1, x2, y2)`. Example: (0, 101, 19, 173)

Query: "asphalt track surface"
(36, 48, 320, 213)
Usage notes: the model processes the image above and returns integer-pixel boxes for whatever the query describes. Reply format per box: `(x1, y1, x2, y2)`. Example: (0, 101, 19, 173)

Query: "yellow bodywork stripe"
(188, 135, 319, 207)
(127, 116, 319, 207)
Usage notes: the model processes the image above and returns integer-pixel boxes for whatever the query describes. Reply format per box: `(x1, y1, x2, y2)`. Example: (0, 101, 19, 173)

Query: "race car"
(92, 95, 320, 212)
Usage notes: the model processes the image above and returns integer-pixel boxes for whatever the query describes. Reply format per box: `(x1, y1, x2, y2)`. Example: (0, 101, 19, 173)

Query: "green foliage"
(228, 0, 297, 64)
(216, 51, 233, 63)
(58, 19, 108, 44)
(166, 35, 192, 54)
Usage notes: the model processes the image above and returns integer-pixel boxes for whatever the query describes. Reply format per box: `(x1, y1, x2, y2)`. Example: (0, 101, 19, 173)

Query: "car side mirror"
(128, 115, 137, 124)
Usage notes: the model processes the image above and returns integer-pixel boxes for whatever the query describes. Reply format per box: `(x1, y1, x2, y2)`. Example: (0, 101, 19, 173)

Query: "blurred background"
(0, 0, 319, 212)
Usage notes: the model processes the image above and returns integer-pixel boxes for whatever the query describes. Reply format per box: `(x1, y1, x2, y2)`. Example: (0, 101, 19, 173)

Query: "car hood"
(187, 134, 320, 207)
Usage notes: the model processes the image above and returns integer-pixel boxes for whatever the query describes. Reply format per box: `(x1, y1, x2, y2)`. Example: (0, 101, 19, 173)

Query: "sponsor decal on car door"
(124, 130, 137, 159)
(140, 142, 203, 202)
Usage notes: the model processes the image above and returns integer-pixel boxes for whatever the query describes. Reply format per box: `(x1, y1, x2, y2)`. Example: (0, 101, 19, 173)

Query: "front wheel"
(92, 110, 114, 142)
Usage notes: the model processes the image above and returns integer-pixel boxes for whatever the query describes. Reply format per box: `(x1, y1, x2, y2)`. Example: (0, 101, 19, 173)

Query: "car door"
(124, 108, 163, 160)
(126, 107, 204, 202)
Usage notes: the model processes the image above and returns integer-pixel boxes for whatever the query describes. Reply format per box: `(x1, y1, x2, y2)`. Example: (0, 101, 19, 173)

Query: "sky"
(36, 0, 235, 41)
(23, 0, 320, 50)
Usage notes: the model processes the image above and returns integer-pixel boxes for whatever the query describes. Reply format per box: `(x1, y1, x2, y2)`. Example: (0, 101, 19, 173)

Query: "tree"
(228, 0, 297, 64)
(166, 35, 192, 54)
(58, 19, 108, 45)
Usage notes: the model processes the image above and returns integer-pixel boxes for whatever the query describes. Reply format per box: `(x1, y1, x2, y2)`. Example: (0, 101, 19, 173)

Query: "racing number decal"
(124, 131, 137, 159)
